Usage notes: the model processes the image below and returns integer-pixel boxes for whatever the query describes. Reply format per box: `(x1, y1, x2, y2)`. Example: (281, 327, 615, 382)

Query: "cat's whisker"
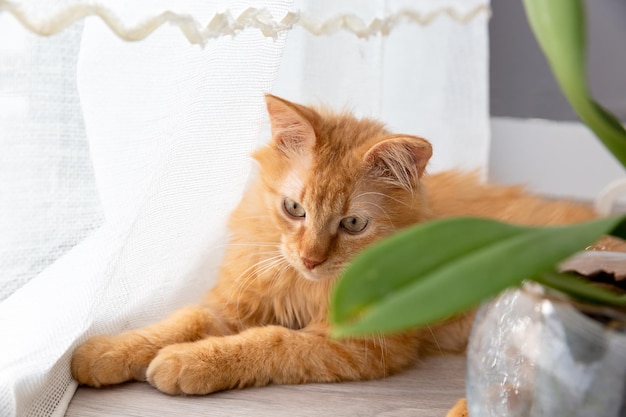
(268, 262, 291, 293)
(231, 254, 288, 326)
(202, 242, 281, 257)
(234, 256, 293, 328)
(232, 254, 283, 293)
(229, 254, 282, 328)
(238, 252, 283, 271)
(351, 191, 410, 207)
(226, 253, 284, 308)
(357, 201, 394, 225)
(269, 261, 300, 324)
(363, 338, 369, 363)
(250, 258, 288, 283)
(238, 250, 285, 259)
(375, 332, 387, 378)
(427, 325, 443, 355)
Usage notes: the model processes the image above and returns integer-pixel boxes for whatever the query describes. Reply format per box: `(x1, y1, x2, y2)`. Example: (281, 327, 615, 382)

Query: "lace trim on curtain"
(301, 5, 490, 38)
(0, 3, 299, 44)
(0, 1, 489, 45)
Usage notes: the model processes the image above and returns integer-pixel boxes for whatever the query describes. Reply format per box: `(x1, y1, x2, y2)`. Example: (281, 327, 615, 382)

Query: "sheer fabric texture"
(0, 1, 489, 415)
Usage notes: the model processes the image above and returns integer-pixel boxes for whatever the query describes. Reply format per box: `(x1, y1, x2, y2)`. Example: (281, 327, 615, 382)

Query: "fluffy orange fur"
(71, 95, 597, 395)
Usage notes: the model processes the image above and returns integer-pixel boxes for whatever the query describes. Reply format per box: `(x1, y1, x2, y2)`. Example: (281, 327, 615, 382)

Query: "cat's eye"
(283, 198, 306, 218)
(340, 216, 368, 234)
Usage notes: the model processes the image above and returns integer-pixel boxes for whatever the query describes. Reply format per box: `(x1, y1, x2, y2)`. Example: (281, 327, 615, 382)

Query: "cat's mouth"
(293, 260, 344, 283)
(297, 267, 324, 282)
(286, 255, 330, 282)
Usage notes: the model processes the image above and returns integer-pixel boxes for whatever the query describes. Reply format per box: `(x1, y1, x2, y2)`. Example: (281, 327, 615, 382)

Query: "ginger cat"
(71, 95, 596, 395)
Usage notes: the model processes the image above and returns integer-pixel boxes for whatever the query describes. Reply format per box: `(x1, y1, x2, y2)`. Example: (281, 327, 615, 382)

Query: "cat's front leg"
(146, 323, 421, 395)
(71, 305, 231, 387)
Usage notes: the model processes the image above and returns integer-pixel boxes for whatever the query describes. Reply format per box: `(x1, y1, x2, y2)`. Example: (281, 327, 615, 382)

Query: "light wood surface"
(65, 355, 466, 417)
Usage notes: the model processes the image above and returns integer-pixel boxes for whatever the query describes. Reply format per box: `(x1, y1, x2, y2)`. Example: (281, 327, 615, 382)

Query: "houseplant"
(330, 0, 626, 414)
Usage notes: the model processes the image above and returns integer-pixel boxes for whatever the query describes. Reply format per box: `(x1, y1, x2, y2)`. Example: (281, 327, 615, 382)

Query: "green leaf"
(535, 271, 626, 307)
(523, 0, 626, 169)
(330, 216, 626, 337)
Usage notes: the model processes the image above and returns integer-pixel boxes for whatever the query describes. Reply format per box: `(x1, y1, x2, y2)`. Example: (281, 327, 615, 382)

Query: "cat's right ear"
(265, 94, 316, 154)
(363, 135, 433, 191)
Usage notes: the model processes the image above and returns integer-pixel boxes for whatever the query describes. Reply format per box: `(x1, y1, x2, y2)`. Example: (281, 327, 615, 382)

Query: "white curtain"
(274, 0, 489, 172)
(0, 1, 489, 416)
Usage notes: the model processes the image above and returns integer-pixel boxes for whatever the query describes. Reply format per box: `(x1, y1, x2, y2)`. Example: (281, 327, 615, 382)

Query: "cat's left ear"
(363, 135, 432, 190)
(265, 94, 316, 154)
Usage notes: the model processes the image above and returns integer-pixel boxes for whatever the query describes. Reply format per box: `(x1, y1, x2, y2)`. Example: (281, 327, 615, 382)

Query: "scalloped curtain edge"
(0, 1, 490, 46)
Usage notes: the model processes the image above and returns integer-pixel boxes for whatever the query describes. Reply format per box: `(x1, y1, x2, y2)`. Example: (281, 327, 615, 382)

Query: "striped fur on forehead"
(310, 108, 391, 155)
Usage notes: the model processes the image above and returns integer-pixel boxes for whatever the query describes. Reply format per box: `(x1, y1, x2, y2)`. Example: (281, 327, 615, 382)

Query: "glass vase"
(467, 284, 626, 417)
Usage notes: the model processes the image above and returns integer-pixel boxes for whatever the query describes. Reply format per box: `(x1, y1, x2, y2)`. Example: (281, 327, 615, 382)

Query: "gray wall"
(489, 0, 626, 122)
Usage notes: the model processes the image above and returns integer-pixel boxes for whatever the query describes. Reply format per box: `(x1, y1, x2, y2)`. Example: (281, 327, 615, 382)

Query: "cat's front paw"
(71, 334, 152, 387)
(147, 342, 227, 395)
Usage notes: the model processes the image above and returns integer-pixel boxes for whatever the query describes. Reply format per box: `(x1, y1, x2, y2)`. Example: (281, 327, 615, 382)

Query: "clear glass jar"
(467, 284, 626, 417)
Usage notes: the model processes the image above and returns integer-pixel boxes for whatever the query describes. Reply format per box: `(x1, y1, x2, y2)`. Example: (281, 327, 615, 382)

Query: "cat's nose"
(301, 256, 326, 270)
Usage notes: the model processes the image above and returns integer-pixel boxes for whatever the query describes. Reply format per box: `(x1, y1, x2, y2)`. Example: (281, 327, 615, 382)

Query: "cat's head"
(253, 95, 432, 282)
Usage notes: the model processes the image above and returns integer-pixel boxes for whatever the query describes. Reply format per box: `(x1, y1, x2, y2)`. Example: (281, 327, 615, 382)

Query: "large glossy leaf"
(330, 216, 626, 337)
(523, 0, 626, 169)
